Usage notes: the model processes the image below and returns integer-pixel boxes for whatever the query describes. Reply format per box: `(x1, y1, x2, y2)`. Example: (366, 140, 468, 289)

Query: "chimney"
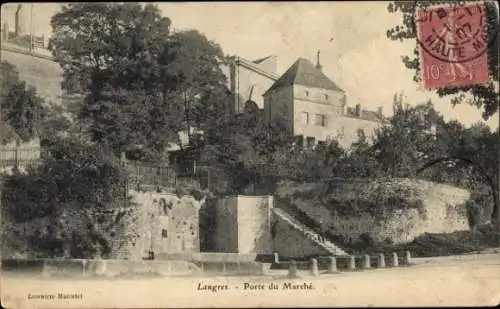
(15, 4, 22, 37)
(355, 103, 361, 117)
(316, 50, 323, 71)
(377, 106, 383, 116)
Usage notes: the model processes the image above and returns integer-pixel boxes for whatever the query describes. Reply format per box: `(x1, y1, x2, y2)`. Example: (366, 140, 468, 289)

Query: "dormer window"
(305, 90, 309, 97)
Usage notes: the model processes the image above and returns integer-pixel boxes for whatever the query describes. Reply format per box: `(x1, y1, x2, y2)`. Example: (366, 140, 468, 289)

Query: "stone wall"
(237, 196, 273, 254)
(123, 190, 204, 260)
(276, 178, 471, 245)
(0, 48, 62, 106)
(212, 196, 239, 252)
(264, 86, 294, 132)
(210, 195, 273, 254)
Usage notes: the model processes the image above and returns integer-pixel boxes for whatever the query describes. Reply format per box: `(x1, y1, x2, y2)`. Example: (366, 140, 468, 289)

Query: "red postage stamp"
(415, 2, 491, 90)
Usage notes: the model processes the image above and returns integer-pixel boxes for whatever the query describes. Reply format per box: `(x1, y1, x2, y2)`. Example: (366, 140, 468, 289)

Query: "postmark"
(414, 1, 496, 89)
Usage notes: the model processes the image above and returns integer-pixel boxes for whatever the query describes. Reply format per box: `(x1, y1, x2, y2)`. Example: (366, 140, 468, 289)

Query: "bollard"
(348, 255, 356, 271)
(391, 252, 399, 267)
(328, 256, 338, 273)
(82, 260, 87, 276)
(274, 252, 280, 264)
(42, 261, 51, 278)
(378, 253, 386, 268)
(404, 251, 411, 265)
(310, 258, 319, 276)
(363, 254, 371, 269)
(288, 260, 298, 277)
(94, 259, 107, 276)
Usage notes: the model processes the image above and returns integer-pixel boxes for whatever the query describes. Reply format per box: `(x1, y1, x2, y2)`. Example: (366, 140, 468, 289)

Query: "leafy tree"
(163, 30, 229, 138)
(368, 93, 499, 226)
(50, 3, 229, 159)
(372, 95, 442, 177)
(386, 1, 499, 119)
(340, 130, 383, 178)
(0, 61, 46, 143)
(1, 136, 136, 258)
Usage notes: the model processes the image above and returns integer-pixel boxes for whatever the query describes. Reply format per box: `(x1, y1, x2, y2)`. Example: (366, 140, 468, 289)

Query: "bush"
(359, 232, 376, 247)
(1, 136, 133, 258)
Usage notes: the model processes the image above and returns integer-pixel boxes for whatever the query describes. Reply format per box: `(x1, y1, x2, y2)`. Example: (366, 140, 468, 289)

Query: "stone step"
(272, 208, 347, 256)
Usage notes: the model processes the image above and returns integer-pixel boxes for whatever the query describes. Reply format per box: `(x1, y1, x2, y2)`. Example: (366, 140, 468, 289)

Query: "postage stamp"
(415, 1, 493, 89)
(1, 2, 499, 309)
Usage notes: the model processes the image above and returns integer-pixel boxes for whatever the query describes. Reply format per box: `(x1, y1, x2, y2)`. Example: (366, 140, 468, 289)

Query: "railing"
(0, 147, 45, 169)
(124, 160, 177, 188)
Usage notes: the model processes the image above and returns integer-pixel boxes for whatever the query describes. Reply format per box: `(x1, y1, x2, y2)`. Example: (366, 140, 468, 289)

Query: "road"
(1, 253, 499, 308)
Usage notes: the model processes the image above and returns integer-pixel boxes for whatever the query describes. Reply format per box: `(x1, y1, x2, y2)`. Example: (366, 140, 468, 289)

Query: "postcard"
(1, 1, 499, 308)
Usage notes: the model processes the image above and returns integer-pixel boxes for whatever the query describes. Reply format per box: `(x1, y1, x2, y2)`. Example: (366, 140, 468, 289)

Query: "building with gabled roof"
(262, 51, 383, 150)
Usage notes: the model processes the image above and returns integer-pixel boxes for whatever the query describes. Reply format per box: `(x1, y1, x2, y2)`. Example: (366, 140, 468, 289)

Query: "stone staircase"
(272, 208, 348, 256)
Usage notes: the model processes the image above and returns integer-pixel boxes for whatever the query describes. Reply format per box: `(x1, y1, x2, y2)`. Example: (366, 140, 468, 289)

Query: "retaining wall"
(1, 258, 198, 277)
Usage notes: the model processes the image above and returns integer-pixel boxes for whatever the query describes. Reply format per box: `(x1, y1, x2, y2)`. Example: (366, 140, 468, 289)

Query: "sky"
(2, 2, 498, 129)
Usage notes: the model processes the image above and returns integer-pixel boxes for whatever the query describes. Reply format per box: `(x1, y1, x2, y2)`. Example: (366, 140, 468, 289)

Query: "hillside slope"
(275, 178, 470, 245)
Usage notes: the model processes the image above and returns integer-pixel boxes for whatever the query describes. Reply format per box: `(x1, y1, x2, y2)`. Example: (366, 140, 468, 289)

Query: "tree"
(368, 93, 499, 226)
(162, 30, 229, 140)
(340, 130, 383, 178)
(387, 1, 499, 120)
(50, 3, 229, 159)
(1, 135, 136, 258)
(372, 95, 442, 178)
(0, 61, 46, 143)
(50, 3, 175, 158)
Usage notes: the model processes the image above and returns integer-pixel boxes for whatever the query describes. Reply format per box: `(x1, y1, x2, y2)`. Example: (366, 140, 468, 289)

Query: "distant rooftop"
(345, 106, 384, 122)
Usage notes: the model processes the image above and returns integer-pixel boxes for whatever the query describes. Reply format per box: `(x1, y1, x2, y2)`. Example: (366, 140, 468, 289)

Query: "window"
(315, 114, 327, 127)
(161, 229, 168, 238)
(324, 94, 329, 100)
(305, 90, 309, 97)
(301, 112, 309, 125)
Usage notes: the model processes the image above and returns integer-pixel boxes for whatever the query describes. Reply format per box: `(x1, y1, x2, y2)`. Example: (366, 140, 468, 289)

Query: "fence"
(0, 146, 378, 192)
(0, 147, 45, 169)
(124, 160, 177, 189)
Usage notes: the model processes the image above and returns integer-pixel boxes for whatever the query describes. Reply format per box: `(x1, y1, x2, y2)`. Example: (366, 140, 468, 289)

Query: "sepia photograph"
(1, 1, 499, 308)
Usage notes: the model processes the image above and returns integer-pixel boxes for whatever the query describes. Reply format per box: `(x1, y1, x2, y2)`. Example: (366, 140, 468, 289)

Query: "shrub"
(1, 136, 134, 258)
(359, 232, 376, 247)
